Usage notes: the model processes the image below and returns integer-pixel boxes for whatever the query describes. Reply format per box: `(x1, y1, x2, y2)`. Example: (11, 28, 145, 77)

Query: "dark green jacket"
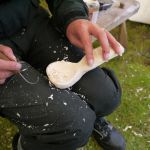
(0, 0, 88, 38)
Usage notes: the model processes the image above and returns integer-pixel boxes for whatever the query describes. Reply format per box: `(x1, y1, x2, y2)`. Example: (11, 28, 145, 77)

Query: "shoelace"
(94, 119, 113, 140)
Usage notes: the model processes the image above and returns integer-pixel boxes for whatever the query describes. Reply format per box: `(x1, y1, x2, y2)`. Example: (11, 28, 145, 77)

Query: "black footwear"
(93, 118, 126, 150)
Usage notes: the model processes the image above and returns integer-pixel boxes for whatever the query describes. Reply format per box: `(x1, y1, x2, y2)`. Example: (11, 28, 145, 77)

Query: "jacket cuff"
(52, 5, 89, 34)
(62, 10, 89, 33)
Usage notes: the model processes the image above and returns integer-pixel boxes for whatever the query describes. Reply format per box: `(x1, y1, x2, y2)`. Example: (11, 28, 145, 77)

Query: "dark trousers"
(0, 7, 122, 150)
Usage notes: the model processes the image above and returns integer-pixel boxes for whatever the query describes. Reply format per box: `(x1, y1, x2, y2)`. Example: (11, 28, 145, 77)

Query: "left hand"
(66, 19, 123, 66)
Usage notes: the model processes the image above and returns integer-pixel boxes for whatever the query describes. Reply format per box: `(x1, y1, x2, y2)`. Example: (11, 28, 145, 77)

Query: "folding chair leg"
(119, 21, 128, 48)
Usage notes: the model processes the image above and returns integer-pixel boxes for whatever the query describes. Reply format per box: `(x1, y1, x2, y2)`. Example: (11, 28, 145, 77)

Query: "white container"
(130, 0, 150, 24)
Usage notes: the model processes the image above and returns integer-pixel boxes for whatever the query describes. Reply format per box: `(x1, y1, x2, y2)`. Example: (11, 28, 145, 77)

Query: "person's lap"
(24, 11, 121, 116)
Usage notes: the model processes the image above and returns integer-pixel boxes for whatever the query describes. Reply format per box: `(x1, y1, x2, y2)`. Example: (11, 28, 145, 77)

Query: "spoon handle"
(78, 46, 124, 72)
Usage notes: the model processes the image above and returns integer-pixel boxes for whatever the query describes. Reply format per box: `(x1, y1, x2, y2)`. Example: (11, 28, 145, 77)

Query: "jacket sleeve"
(46, 0, 89, 32)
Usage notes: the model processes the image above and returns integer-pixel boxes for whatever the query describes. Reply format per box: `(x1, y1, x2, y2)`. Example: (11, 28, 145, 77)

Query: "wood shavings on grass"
(132, 130, 143, 137)
(123, 125, 132, 132)
(136, 87, 143, 93)
(147, 141, 150, 143)
(115, 118, 119, 121)
(148, 104, 150, 110)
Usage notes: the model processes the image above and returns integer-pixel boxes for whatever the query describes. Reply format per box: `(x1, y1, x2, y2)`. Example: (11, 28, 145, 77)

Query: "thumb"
(0, 45, 17, 61)
(4, 49, 17, 61)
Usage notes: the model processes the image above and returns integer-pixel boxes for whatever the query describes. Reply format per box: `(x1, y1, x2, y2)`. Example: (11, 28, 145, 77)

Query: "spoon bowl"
(46, 61, 82, 89)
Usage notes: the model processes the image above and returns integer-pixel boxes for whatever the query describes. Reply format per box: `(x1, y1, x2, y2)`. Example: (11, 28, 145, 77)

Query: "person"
(0, 0, 126, 150)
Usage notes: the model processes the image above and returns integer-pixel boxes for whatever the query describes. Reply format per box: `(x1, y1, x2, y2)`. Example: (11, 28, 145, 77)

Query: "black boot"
(93, 118, 126, 150)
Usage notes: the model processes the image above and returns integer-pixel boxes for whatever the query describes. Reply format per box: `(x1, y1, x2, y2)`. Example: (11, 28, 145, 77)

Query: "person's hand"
(0, 44, 22, 84)
(66, 19, 124, 66)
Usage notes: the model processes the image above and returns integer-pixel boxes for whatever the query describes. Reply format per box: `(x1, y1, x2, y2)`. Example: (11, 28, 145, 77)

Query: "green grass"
(0, 20, 149, 150)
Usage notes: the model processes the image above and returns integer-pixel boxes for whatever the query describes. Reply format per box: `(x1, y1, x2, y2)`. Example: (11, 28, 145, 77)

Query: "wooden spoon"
(46, 46, 124, 89)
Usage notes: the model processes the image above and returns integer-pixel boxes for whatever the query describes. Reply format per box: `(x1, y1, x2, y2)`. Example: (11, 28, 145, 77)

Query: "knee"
(66, 104, 96, 147)
(97, 68, 122, 116)
(39, 96, 96, 148)
(103, 67, 122, 101)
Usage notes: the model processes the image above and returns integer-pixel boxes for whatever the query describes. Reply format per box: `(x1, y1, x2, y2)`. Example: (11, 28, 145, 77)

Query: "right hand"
(66, 19, 124, 66)
(0, 44, 22, 85)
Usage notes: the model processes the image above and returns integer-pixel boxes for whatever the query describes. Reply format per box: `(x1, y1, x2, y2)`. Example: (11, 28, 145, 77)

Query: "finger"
(0, 45, 17, 61)
(80, 30, 94, 66)
(0, 59, 22, 71)
(0, 71, 14, 79)
(90, 26, 110, 60)
(106, 31, 125, 55)
(0, 79, 5, 85)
